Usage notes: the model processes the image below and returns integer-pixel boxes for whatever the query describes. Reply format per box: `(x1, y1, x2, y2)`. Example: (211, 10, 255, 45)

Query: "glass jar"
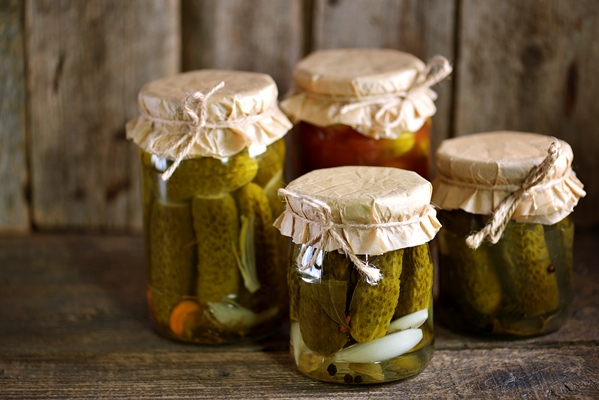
(293, 119, 431, 179)
(127, 70, 293, 343)
(432, 132, 586, 337)
(437, 210, 574, 336)
(289, 244, 434, 384)
(275, 166, 441, 383)
(281, 49, 451, 181)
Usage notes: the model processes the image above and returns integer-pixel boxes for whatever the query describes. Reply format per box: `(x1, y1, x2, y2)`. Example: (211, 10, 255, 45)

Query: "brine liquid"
(140, 139, 288, 343)
(437, 210, 573, 337)
(292, 120, 431, 180)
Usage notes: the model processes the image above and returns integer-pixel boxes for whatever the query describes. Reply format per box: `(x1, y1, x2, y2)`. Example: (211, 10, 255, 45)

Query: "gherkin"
(253, 140, 285, 187)
(499, 221, 559, 317)
(438, 229, 502, 316)
(148, 200, 197, 329)
(157, 151, 258, 201)
(350, 249, 403, 343)
(288, 261, 301, 321)
(193, 194, 241, 304)
(545, 216, 574, 285)
(235, 183, 283, 312)
(139, 155, 155, 268)
(394, 245, 433, 319)
(299, 280, 348, 355)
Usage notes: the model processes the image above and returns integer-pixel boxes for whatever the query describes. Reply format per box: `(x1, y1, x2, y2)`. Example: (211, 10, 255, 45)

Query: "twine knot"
(279, 188, 383, 284)
(339, 55, 452, 130)
(466, 140, 562, 249)
(160, 81, 225, 181)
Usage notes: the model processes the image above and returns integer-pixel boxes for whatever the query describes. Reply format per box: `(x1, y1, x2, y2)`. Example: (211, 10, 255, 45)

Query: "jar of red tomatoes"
(280, 49, 451, 180)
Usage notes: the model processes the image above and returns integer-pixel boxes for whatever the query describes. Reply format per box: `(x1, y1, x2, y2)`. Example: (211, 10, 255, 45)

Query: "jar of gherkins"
(275, 166, 440, 384)
(280, 48, 452, 180)
(433, 132, 586, 337)
(126, 70, 293, 343)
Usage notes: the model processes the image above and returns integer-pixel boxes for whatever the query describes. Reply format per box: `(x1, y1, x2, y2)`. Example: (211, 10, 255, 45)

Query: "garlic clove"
(332, 328, 423, 364)
(387, 308, 428, 333)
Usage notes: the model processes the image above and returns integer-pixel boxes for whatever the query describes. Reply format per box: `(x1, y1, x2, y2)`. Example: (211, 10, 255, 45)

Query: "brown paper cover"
(274, 166, 440, 255)
(432, 132, 586, 224)
(126, 70, 292, 160)
(280, 49, 451, 139)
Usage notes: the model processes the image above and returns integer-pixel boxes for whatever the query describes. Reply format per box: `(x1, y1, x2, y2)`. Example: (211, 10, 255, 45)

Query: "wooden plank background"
(1, 0, 597, 233)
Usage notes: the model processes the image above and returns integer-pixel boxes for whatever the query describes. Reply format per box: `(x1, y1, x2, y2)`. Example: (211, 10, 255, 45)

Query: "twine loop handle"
(466, 139, 562, 249)
(339, 55, 452, 130)
(279, 188, 383, 283)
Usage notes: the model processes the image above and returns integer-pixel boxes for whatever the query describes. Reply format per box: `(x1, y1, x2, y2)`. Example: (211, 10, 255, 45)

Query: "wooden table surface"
(1, 231, 598, 399)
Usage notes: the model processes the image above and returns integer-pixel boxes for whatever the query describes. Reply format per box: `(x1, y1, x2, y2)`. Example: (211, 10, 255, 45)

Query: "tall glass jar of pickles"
(126, 70, 293, 343)
(280, 49, 452, 180)
(433, 132, 586, 337)
(275, 166, 441, 384)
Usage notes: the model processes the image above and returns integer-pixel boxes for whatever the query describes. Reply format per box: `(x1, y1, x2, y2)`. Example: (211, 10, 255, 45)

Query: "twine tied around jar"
(279, 188, 384, 283)
(466, 140, 562, 249)
(338, 56, 452, 130)
(141, 81, 274, 181)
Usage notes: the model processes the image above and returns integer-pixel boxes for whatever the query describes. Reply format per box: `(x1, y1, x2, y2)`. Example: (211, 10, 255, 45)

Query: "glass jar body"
(289, 244, 434, 384)
(139, 139, 287, 344)
(437, 210, 574, 337)
(291, 120, 431, 180)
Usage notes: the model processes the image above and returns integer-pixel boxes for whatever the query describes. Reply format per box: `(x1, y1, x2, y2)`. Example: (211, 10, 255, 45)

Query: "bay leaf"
(311, 276, 350, 329)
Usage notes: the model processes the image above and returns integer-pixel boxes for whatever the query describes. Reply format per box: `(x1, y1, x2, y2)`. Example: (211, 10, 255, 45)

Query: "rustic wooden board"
(181, 0, 303, 96)
(0, 231, 597, 398)
(25, 0, 180, 231)
(310, 0, 457, 164)
(0, 0, 29, 233)
(454, 0, 599, 228)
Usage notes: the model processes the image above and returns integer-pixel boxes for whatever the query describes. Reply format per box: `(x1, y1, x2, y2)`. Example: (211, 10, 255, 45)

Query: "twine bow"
(339, 55, 452, 130)
(279, 188, 383, 284)
(154, 82, 226, 181)
(466, 140, 562, 249)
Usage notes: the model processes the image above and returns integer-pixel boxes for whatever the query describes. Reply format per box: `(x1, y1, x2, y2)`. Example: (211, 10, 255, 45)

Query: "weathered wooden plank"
(311, 0, 457, 164)
(454, 0, 599, 228)
(0, 0, 29, 233)
(0, 232, 597, 397)
(181, 0, 303, 96)
(26, 0, 180, 231)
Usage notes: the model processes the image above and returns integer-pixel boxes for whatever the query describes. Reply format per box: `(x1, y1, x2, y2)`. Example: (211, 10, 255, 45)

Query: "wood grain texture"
(0, 0, 29, 233)
(25, 0, 180, 231)
(454, 0, 599, 228)
(0, 231, 597, 398)
(311, 0, 457, 166)
(181, 0, 303, 96)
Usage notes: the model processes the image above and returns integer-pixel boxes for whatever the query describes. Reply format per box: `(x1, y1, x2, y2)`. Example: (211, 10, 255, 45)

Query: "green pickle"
(148, 200, 197, 330)
(499, 222, 559, 317)
(394, 245, 433, 318)
(192, 194, 241, 304)
(350, 249, 403, 342)
(159, 150, 258, 201)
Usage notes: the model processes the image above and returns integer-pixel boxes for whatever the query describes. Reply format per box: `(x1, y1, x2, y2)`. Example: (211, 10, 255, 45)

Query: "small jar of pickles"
(280, 48, 452, 180)
(433, 132, 586, 337)
(275, 166, 441, 384)
(126, 70, 292, 343)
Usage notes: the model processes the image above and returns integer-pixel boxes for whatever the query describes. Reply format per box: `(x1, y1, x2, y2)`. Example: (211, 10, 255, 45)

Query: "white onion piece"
(387, 308, 428, 333)
(290, 322, 304, 365)
(333, 329, 423, 364)
(207, 301, 277, 331)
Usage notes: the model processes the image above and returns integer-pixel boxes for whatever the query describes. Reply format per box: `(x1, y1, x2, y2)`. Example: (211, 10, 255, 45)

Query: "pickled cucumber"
(140, 154, 155, 267)
(159, 151, 258, 201)
(148, 200, 197, 328)
(253, 140, 284, 187)
(499, 222, 559, 316)
(545, 216, 574, 284)
(299, 280, 349, 355)
(350, 250, 403, 343)
(438, 231, 502, 316)
(289, 260, 301, 321)
(235, 183, 283, 312)
(394, 245, 433, 318)
(193, 194, 241, 304)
